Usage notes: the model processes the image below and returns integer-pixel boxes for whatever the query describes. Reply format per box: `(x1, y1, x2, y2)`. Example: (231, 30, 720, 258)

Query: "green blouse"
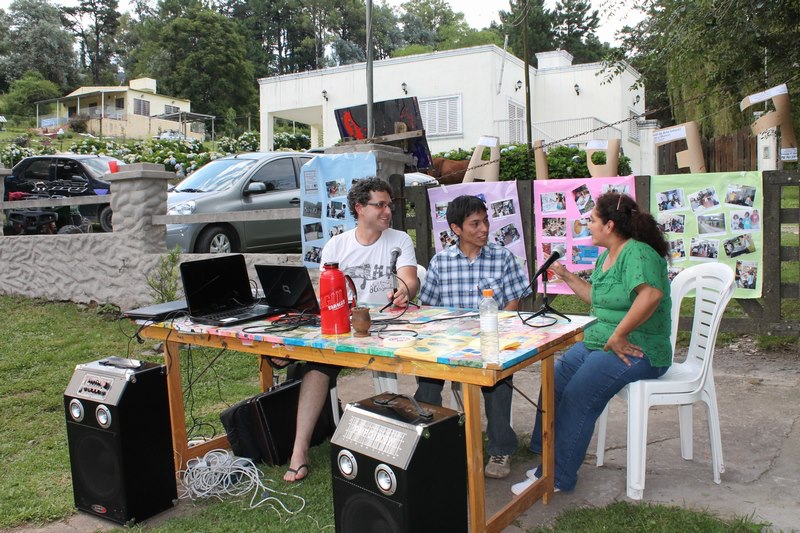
(584, 239, 673, 367)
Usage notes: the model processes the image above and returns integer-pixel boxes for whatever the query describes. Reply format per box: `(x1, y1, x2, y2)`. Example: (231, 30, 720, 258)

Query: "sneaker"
(511, 472, 560, 496)
(485, 455, 512, 479)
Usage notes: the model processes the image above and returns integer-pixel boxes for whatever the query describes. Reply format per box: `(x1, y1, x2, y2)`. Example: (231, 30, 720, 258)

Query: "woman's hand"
(604, 333, 644, 366)
(549, 260, 569, 279)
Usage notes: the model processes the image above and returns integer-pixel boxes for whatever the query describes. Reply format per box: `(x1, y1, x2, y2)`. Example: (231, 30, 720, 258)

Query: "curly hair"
(347, 178, 394, 219)
(595, 192, 669, 258)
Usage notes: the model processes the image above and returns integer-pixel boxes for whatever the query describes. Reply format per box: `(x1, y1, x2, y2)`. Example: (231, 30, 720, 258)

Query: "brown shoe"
(485, 455, 512, 479)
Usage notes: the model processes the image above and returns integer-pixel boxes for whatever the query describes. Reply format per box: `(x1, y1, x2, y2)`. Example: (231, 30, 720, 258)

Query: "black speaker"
(330, 394, 467, 533)
(64, 357, 177, 525)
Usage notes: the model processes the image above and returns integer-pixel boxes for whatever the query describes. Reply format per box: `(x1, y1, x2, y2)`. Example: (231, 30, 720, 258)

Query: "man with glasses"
(283, 177, 418, 482)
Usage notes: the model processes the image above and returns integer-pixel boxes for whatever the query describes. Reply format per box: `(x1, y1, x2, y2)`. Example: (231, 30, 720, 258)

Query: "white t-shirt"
(320, 228, 416, 305)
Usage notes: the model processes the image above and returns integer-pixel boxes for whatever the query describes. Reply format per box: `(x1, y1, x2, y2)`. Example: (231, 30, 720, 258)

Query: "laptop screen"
(255, 265, 320, 314)
(180, 255, 255, 317)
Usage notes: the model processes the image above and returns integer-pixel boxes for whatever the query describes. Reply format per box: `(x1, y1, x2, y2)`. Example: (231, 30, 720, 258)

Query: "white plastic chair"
(372, 265, 427, 394)
(594, 262, 736, 500)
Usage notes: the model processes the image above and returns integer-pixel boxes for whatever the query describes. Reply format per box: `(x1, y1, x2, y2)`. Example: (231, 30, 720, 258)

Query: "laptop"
(123, 298, 188, 322)
(180, 254, 279, 326)
(254, 264, 320, 314)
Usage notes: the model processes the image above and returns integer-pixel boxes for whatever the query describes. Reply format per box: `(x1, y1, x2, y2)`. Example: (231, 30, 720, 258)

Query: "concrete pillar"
(757, 128, 778, 171)
(104, 163, 175, 254)
(310, 124, 323, 149)
(637, 119, 660, 176)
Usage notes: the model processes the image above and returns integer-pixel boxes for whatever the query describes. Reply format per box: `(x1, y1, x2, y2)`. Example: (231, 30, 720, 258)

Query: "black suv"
(3, 155, 123, 232)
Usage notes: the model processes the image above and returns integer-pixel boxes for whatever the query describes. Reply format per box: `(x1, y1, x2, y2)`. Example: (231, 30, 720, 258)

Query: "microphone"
(388, 247, 401, 290)
(533, 245, 566, 280)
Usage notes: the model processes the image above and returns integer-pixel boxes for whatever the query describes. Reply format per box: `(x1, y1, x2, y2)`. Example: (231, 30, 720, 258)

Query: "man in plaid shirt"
(416, 194, 529, 478)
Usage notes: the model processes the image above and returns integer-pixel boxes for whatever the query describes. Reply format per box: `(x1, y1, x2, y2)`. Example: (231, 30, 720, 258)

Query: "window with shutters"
(133, 98, 150, 116)
(507, 100, 526, 144)
(419, 95, 462, 137)
(628, 110, 640, 143)
(164, 104, 180, 115)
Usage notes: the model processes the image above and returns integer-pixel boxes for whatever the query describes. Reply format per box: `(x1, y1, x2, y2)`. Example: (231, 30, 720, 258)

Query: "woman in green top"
(512, 192, 672, 493)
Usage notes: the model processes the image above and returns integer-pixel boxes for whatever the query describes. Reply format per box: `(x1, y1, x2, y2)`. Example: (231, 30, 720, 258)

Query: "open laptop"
(254, 264, 320, 315)
(180, 254, 279, 326)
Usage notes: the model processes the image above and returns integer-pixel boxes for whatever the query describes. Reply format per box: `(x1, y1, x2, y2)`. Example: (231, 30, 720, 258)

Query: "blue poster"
(300, 152, 378, 268)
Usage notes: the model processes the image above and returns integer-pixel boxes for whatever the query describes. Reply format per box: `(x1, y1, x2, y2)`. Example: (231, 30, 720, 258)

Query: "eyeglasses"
(365, 201, 395, 211)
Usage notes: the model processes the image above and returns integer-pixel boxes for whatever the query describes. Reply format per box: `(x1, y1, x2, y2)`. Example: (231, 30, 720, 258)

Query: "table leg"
(259, 355, 273, 392)
(164, 340, 188, 472)
(463, 383, 486, 533)
(541, 354, 556, 503)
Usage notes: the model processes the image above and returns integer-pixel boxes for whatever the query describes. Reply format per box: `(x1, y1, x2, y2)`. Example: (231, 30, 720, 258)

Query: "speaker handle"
(373, 394, 433, 420)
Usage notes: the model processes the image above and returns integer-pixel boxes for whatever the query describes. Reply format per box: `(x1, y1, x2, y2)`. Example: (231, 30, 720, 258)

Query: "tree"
(134, 8, 258, 119)
(552, 0, 608, 64)
(399, 0, 465, 50)
(371, 2, 403, 60)
(0, 0, 78, 92)
(499, 0, 556, 67)
(62, 0, 122, 85)
(3, 70, 61, 119)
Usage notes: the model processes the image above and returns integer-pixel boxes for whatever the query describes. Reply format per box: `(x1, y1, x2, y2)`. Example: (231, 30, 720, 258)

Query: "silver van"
(166, 152, 312, 253)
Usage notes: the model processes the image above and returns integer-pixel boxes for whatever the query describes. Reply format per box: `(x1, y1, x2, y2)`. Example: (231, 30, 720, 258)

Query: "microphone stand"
(522, 270, 570, 325)
(380, 271, 420, 312)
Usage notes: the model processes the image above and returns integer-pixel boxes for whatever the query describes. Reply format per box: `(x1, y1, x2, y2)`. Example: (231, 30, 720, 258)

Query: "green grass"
(0, 295, 776, 531)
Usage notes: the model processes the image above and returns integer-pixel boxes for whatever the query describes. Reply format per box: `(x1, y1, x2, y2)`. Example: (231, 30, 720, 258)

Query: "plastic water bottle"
(480, 288, 499, 363)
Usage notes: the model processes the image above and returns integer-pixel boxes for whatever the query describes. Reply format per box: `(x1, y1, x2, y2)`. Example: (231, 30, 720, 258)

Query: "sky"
(0, 0, 642, 46)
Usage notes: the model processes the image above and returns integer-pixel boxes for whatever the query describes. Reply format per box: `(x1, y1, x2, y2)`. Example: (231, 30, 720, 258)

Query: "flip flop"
(285, 463, 309, 482)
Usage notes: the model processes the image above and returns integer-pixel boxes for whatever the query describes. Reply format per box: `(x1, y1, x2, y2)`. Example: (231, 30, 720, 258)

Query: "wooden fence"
(394, 172, 800, 336)
(658, 128, 757, 174)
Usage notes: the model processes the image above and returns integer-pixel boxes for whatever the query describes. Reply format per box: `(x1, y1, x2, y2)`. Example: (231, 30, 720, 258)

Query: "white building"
(258, 45, 645, 172)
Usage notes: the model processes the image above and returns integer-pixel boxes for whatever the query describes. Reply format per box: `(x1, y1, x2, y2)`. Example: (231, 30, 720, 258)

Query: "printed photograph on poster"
(493, 223, 521, 246)
(725, 184, 756, 207)
(656, 189, 687, 212)
(326, 199, 346, 219)
(304, 246, 322, 263)
(541, 242, 567, 257)
(490, 198, 516, 218)
(668, 266, 684, 282)
(571, 218, 591, 238)
(303, 200, 322, 218)
(572, 185, 595, 215)
(697, 212, 726, 235)
(730, 209, 760, 231)
(303, 170, 318, 192)
(434, 201, 449, 220)
(602, 183, 631, 195)
(303, 222, 323, 241)
(571, 245, 600, 264)
(326, 179, 345, 197)
(438, 229, 457, 249)
(735, 260, 758, 289)
(657, 212, 685, 233)
(723, 233, 756, 258)
(541, 192, 567, 213)
(688, 187, 721, 212)
(329, 224, 345, 238)
(689, 237, 719, 260)
(668, 239, 686, 259)
(542, 217, 567, 237)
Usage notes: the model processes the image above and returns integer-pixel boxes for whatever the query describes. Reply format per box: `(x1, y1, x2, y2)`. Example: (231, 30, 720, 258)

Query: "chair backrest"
(669, 263, 736, 381)
(416, 264, 427, 287)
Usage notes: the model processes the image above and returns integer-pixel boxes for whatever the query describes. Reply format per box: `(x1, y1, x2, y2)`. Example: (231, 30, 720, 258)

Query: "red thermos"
(319, 262, 355, 334)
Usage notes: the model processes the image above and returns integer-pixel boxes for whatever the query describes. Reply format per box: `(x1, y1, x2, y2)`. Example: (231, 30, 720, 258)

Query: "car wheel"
(195, 226, 237, 254)
(99, 205, 113, 232)
(58, 225, 84, 234)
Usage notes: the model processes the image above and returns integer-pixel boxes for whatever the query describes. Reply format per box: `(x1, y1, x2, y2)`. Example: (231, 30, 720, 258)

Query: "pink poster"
(532, 177, 635, 294)
(427, 182, 528, 280)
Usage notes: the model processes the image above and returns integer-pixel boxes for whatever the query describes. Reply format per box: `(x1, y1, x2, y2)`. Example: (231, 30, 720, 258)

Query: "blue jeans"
(529, 342, 668, 491)
(415, 376, 518, 456)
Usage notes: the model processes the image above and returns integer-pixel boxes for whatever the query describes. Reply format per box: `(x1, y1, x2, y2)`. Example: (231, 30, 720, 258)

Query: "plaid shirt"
(420, 242, 529, 310)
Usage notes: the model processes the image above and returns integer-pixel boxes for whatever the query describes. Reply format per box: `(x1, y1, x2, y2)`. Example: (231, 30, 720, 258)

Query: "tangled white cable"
(178, 449, 305, 516)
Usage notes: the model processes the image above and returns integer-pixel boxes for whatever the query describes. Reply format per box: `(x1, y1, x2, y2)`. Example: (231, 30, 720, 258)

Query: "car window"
(82, 157, 122, 175)
(174, 158, 257, 192)
(58, 159, 89, 181)
(249, 158, 297, 191)
(21, 160, 53, 182)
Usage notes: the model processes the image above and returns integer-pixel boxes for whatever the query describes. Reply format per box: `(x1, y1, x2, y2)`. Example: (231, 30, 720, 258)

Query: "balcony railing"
(494, 117, 623, 146)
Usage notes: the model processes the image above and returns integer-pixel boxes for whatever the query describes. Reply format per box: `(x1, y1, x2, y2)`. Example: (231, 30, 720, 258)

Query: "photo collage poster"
(649, 171, 763, 298)
(300, 152, 377, 269)
(532, 176, 636, 294)
(427, 181, 529, 281)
